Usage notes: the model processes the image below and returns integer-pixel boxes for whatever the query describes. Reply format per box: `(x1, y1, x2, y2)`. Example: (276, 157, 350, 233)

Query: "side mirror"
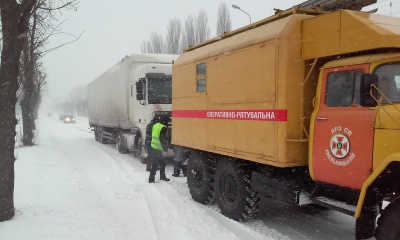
(135, 81, 143, 94)
(360, 74, 378, 107)
(136, 93, 144, 101)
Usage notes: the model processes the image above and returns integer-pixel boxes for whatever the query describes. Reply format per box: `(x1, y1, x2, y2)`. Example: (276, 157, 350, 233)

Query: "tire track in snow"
(39, 118, 159, 239)
(86, 137, 289, 240)
(142, 183, 241, 240)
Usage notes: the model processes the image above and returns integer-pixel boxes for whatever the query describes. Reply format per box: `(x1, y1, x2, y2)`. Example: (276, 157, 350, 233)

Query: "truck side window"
(196, 63, 206, 92)
(196, 63, 206, 76)
(197, 79, 206, 92)
(326, 71, 363, 107)
(375, 63, 400, 104)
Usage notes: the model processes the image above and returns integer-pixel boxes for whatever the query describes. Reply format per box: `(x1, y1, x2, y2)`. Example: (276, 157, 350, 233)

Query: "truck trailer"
(88, 54, 178, 157)
(172, 6, 400, 239)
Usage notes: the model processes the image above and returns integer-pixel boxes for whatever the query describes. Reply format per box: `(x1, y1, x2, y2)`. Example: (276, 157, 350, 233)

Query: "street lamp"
(232, 4, 252, 24)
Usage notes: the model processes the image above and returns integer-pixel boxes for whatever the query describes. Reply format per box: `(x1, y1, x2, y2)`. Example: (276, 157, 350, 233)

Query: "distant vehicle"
(47, 112, 52, 117)
(59, 114, 66, 121)
(63, 115, 76, 123)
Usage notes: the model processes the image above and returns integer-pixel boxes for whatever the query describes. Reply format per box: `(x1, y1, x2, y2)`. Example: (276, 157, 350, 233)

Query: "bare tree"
(142, 10, 210, 53)
(195, 10, 211, 44)
(141, 32, 164, 53)
(149, 32, 164, 53)
(0, 0, 79, 222)
(140, 40, 151, 53)
(19, 1, 46, 146)
(216, 3, 232, 36)
(0, 0, 38, 222)
(181, 14, 196, 51)
(165, 17, 182, 54)
(18, 0, 81, 146)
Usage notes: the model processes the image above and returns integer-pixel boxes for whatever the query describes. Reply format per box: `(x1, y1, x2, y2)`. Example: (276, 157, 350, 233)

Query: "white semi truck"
(88, 54, 178, 158)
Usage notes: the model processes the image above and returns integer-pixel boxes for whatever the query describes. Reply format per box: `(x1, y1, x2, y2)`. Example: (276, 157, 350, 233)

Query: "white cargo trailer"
(88, 53, 178, 157)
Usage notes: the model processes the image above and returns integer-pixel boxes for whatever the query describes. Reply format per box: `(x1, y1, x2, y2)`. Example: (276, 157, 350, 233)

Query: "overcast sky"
(41, 0, 395, 110)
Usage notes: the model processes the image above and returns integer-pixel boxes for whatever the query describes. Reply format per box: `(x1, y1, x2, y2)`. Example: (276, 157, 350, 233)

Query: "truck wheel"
(99, 128, 107, 144)
(187, 152, 215, 204)
(94, 127, 99, 142)
(214, 159, 259, 221)
(375, 198, 400, 240)
(356, 206, 377, 239)
(133, 135, 142, 158)
(116, 133, 127, 154)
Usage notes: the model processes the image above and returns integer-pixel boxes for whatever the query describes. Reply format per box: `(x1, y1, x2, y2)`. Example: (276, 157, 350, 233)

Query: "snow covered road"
(0, 116, 360, 240)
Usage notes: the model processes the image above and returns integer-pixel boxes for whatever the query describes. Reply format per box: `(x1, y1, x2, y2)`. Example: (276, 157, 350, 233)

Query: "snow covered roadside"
(0, 116, 281, 240)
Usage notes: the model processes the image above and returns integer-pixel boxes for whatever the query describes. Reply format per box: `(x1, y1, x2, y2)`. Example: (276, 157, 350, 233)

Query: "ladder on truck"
(187, 0, 377, 52)
(297, 0, 377, 11)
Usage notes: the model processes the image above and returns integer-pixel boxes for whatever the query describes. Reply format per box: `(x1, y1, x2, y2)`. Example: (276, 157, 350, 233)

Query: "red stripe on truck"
(172, 110, 287, 121)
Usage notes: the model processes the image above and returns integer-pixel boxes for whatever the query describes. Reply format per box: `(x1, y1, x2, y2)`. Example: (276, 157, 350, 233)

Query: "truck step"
(311, 196, 356, 216)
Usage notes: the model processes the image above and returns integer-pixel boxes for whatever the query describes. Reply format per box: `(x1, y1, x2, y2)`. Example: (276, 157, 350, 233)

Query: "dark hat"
(151, 116, 160, 123)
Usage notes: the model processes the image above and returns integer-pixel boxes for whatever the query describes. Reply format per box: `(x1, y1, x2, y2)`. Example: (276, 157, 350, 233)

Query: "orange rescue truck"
(172, 5, 400, 240)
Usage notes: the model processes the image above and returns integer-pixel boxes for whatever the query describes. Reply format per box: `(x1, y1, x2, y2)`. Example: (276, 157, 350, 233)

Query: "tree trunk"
(21, 103, 36, 146)
(0, 20, 19, 223)
(0, 0, 37, 222)
(20, 34, 36, 146)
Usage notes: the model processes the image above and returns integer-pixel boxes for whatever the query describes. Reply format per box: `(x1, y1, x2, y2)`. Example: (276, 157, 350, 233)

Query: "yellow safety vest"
(151, 123, 166, 150)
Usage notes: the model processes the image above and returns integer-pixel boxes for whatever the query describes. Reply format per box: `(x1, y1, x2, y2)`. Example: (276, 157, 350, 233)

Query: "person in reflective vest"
(148, 114, 170, 183)
(143, 116, 159, 169)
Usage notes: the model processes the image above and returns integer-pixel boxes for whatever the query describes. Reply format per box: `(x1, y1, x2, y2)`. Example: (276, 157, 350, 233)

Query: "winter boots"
(149, 176, 155, 183)
(149, 176, 169, 182)
(160, 176, 170, 181)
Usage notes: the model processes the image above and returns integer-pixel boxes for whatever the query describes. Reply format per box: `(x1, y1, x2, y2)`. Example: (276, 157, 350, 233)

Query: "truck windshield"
(147, 76, 172, 104)
(375, 63, 400, 104)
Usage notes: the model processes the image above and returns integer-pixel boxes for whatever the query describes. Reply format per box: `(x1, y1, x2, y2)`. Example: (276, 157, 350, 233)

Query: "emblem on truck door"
(330, 134, 350, 159)
(324, 129, 356, 167)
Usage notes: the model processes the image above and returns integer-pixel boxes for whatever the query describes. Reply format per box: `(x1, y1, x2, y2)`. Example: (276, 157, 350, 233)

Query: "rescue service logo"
(330, 134, 350, 159)
(324, 126, 356, 167)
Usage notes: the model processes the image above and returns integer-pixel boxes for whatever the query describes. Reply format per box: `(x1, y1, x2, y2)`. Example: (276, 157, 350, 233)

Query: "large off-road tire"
(375, 198, 400, 240)
(356, 206, 377, 239)
(133, 135, 142, 158)
(187, 151, 215, 204)
(116, 133, 127, 154)
(214, 159, 259, 221)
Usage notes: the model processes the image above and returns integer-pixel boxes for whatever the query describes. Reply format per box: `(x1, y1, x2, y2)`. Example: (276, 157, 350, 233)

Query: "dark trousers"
(173, 161, 187, 176)
(149, 149, 166, 180)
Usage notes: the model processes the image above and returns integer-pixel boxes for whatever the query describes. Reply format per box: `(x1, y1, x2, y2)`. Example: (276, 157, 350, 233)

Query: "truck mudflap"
(251, 172, 299, 204)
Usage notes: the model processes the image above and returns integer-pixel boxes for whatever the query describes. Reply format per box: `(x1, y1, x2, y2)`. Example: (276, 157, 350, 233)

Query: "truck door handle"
(316, 117, 328, 120)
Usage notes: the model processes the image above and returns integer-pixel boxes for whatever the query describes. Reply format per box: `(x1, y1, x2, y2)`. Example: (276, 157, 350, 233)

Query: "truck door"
(311, 64, 376, 190)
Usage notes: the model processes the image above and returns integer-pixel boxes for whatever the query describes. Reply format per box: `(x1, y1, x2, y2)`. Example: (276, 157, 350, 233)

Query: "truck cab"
(88, 54, 178, 158)
(311, 54, 400, 191)
(130, 63, 174, 157)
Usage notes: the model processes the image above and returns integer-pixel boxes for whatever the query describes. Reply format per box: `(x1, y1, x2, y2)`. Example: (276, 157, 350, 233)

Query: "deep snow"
(0, 115, 364, 240)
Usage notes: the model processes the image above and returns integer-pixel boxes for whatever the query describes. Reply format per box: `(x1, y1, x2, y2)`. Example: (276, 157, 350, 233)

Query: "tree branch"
(39, 29, 85, 57)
